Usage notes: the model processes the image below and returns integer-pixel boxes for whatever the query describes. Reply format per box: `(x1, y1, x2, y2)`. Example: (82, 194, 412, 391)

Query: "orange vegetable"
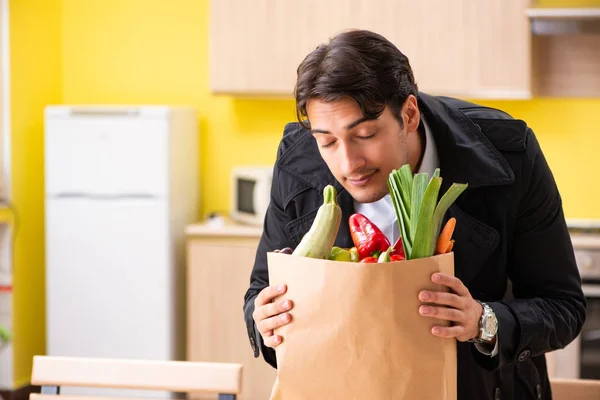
(435, 217, 456, 255)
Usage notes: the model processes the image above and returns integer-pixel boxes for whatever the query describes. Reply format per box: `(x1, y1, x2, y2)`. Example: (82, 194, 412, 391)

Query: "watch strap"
(468, 300, 496, 344)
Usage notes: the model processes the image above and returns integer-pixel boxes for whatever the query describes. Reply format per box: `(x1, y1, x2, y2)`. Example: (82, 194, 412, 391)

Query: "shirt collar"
(416, 115, 440, 176)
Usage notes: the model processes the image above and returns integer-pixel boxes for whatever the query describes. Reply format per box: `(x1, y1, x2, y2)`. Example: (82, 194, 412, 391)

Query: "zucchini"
(292, 185, 342, 259)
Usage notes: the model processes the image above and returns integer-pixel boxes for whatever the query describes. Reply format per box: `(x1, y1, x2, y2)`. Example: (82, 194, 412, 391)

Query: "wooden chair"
(30, 356, 243, 400)
(550, 378, 600, 400)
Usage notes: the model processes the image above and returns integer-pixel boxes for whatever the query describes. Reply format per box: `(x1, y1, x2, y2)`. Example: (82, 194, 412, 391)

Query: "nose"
(339, 142, 366, 176)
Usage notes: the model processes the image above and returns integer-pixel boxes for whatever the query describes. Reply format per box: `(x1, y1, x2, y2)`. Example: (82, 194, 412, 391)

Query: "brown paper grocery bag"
(267, 251, 457, 400)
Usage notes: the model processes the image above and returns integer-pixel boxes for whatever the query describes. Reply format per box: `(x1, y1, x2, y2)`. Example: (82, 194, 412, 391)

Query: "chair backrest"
(30, 356, 243, 400)
(550, 378, 600, 400)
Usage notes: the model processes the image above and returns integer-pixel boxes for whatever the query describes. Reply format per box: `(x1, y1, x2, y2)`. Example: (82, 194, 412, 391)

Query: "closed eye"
(320, 140, 336, 149)
(320, 133, 374, 149)
(358, 134, 375, 140)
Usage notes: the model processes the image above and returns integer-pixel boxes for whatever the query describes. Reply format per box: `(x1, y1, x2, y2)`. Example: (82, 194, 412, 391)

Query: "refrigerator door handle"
(52, 192, 87, 198)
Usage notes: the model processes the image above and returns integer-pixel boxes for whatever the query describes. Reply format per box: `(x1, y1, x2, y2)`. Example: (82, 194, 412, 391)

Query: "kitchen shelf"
(526, 7, 600, 97)
(527, 8, 600, 19)
(527, 8, 600, 35)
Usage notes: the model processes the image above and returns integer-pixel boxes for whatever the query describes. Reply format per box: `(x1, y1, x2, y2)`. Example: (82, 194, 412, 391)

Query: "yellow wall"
(61, 0, 296, 219)
(7, 0, 600, 387)
(474, 98, 600, 219)
(9, 0, 62, 387)
(58, 0, 600, 220)
(523, 1, 600, 219)
(0, 207, 12, 223)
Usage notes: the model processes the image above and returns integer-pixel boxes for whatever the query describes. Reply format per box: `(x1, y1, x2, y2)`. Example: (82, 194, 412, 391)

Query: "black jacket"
(243, 92, 586, 400)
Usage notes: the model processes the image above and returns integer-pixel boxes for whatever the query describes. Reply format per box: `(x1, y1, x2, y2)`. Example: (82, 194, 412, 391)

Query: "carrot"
(435, 217, 456, 255)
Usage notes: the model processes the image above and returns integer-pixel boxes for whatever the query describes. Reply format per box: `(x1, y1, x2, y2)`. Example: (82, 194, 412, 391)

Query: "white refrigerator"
(44, 106, 199, 394)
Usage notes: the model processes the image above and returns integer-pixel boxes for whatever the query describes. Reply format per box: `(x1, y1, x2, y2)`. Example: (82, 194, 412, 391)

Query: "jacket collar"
(276, 92, 515, 195)
(416, 92, 514, 191)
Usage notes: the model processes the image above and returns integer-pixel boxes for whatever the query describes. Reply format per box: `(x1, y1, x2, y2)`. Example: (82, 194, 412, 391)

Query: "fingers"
(258, 311, 292, 349)
(420, 275, 481, 342)
(253, 284, 291, 330)
(256, 298, 293, 322)
(264, 333, 283, 347)
(432, 273, 469, 296)
(430, 325, 464, 339)
(258, 308, 292, 334)
(254, 284, 287, 308)
(252, 285, 294, 348)
(419, 304, 464, 322)
(419, 290, 464, 309)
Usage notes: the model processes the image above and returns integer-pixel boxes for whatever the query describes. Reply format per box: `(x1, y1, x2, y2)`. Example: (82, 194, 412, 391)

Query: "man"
(243, 29, 586, 399)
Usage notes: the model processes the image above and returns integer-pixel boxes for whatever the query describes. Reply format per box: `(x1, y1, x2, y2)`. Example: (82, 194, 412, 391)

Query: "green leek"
(388, 166, 468, 260)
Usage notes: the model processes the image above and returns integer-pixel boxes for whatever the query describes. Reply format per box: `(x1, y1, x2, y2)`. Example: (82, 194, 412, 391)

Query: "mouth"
(346, 170, 377, 187)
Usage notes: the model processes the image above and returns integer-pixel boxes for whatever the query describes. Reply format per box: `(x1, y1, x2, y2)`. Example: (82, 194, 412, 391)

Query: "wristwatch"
(469, 300, 498, 344)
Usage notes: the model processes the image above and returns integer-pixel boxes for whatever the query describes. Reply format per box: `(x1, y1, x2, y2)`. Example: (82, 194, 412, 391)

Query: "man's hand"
(418, 273, 483, 342)
(252, 284, 293, 348)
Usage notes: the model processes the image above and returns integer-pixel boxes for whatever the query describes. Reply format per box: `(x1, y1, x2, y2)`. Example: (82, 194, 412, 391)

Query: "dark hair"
(294, 29, 418, 129)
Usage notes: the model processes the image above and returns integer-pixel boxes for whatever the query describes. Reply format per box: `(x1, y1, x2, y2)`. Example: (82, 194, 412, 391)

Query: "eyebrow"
(310, 116, 371, 134)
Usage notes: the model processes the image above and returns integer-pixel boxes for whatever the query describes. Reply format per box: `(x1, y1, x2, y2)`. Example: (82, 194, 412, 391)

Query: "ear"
(402, 95, 420, 134)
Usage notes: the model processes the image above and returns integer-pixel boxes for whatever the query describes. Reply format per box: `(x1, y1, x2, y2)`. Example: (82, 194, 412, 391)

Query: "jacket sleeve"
(243, 150, 297, 369)
(473, 128, 587, 370)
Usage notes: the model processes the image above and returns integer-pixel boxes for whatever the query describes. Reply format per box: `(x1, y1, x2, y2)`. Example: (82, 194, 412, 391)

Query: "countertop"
(185, 217, 600, 246)
(185, 219, 262, 238)
(570, 233, 600, 250)
(566, 219, 600, 250)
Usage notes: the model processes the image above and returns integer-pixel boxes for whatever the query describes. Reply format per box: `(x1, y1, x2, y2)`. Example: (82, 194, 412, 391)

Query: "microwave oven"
(230, 166, 273, 226)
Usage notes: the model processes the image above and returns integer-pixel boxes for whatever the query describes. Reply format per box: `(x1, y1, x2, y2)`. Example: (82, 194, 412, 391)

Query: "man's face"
(306, 95, 421, 204)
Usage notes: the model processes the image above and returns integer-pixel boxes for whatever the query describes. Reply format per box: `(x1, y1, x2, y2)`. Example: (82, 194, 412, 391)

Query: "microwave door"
(231, 167, 273, 226)
(238, 178, 257, 216)
(253, 176, 270, 221)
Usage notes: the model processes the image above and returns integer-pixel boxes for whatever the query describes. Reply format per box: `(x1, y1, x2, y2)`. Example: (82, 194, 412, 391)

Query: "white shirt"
(353, 116, 498, 357)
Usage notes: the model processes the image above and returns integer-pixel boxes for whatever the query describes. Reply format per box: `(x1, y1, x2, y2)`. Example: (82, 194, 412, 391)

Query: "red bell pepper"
(349, 213, 391, 260)
(391, 237, 406, 259)
(359, 256, 379, 263)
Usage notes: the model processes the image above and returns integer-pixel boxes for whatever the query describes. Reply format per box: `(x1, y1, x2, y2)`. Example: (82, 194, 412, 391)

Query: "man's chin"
(346, 187, 387, 204)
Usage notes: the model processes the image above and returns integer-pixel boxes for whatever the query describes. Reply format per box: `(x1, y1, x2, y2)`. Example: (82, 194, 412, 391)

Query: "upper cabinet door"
(210, 0, 532, 99)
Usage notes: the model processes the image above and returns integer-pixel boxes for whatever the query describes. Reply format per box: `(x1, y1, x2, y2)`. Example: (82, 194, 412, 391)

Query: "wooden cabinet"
(186, 224, 276, 400)
(210, 0, 532, 99)
(528, 7, 600, 97)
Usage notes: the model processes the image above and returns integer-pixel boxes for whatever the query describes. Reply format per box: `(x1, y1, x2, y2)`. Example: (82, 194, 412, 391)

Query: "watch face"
(484, 314, 498, 335)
